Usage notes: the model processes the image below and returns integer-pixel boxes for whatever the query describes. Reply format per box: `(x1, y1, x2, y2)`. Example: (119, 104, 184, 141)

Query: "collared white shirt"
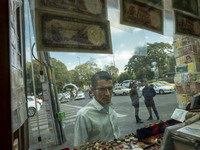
(74, 98, 120, 147)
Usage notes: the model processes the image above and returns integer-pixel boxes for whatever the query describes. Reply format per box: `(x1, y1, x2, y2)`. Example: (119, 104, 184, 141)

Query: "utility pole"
(77, 56, 80, 65)
(113, 55, 115, 67)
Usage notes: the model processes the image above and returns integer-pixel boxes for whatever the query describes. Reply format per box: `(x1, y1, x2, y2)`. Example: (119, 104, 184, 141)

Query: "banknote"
(120, 0, 163, 34)
(35, 9, 112, 53)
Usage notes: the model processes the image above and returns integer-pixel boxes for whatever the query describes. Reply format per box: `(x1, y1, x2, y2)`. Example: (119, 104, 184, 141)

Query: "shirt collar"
(91, 98, 114, 111)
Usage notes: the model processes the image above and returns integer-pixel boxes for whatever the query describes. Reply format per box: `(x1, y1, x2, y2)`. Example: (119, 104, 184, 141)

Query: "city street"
(29, 92, 178, 150)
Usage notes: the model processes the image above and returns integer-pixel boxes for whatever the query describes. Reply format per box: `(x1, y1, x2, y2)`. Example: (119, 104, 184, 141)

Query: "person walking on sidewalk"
(130, 81, 143, 123)
(142, 81, 160, 121)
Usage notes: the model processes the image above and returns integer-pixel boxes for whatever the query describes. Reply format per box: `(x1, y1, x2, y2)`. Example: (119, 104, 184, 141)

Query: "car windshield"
(28, 98, 34, 101)
(162, 81, 169, 84)
(121, 87, 128, 89)
(58, 94, 63, 98)
(78, 91, 83, 94)
(155, 83, 163, 87)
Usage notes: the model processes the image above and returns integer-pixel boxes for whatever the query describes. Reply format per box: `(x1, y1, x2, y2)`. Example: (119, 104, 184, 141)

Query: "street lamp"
(77, 56, 80, 65)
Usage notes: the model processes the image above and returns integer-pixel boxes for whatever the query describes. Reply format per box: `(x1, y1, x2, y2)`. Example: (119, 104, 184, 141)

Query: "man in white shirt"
(74, 71, 120, 148)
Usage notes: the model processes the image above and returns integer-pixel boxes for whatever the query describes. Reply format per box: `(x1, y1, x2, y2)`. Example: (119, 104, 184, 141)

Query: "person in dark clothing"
(130, 81, 143, 123)
(142, 81, 160, 121)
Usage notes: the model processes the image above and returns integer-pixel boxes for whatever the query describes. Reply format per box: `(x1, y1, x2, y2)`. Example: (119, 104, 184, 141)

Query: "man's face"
(144, 81, 148, 87)
(91, 79, 113, 106)
(134, 82, 138, 87)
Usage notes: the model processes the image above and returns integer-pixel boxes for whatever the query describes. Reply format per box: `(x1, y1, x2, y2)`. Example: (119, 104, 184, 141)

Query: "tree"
(26, 60, 41, 95)
(26, 57, 70, 94)
(125, 42, 173, 80)
(118, 72, 131, 83)
(50, 58, 70, 92)
(104, 64, 119, 83)
(70, 58, 101, 88)
(104, 64, 119, 76)
(167, 55, 176, 73)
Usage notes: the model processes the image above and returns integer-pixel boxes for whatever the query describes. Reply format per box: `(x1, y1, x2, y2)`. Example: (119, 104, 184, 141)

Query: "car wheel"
(159, 90, 164, 94)
(123, 92, 126, 95)
(28, 107, 36, 117)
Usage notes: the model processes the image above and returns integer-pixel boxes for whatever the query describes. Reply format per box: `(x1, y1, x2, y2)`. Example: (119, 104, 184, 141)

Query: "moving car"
(122, 80, 134, 88)
(155, 81, 176, 89)
(139, 83, 175, 94)
(113, 87, 131, 96)
(27, 96, 42, 117)
(75, 91, 85, 100)
(58, 93, 70, 103)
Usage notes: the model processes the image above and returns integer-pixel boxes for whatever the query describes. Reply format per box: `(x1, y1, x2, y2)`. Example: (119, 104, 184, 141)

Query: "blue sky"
(25, 2, 173, 74)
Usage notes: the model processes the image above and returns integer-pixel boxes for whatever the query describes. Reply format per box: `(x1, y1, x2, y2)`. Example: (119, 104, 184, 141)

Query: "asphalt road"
(29, 92, 178, 150)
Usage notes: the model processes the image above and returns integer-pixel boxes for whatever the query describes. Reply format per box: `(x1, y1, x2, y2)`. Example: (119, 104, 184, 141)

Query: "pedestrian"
(142, 81, 160, 121)
(70, 90, 74, 98)
(88, 88, 93, 98)
(74, 71, 120, 148)
(130, 81, 143, 123)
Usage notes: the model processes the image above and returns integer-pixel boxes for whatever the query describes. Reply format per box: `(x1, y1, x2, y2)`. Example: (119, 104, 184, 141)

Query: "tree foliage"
(104, 64, 119, 83)
(118, 72, 131, 83)
(26, 58, 70, 94)
(104, 64, 119, 75)
(50, 58, 70, 92)
(26, 60, 41, 95)
(125, 42, 173, 80)
(70, 58, 101, 88)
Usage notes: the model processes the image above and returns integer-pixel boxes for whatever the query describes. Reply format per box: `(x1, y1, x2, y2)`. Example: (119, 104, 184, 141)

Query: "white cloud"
(93, 50, 132, 74)
(120, 44, 125, 48)
(67, 53, 77, 56)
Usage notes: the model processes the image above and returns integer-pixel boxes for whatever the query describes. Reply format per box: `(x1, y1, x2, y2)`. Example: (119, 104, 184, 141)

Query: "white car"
(59, 93, 70, 103)
(113, 87, 131, 96)
(27, 96, 42, 117)
(75, 91, 85, 100)
(139, 83, 175, 94)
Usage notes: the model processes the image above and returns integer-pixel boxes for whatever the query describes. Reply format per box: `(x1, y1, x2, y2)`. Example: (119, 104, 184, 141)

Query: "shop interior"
(2, 0, 200, 150)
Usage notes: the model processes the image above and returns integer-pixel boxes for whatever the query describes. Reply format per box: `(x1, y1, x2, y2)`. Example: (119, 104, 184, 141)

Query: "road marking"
(61, 104, 83, 109)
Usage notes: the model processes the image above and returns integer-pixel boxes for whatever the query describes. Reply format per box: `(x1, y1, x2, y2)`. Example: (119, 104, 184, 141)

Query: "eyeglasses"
(96, 87, 113, 92)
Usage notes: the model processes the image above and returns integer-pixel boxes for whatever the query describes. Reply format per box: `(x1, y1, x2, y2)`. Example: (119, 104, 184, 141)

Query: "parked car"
(27, 96, 42, 117)
(59, 93, 70, 103)
(75, 91, 85, 100)
(28, 96, 43, 105)
(155, 81, 176, 89)
(113, 87, 131, 96)
(139, 83, 175, 94)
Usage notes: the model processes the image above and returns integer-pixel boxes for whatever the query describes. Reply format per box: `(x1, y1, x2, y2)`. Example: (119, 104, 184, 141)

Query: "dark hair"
(91, 71, 112, 89)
